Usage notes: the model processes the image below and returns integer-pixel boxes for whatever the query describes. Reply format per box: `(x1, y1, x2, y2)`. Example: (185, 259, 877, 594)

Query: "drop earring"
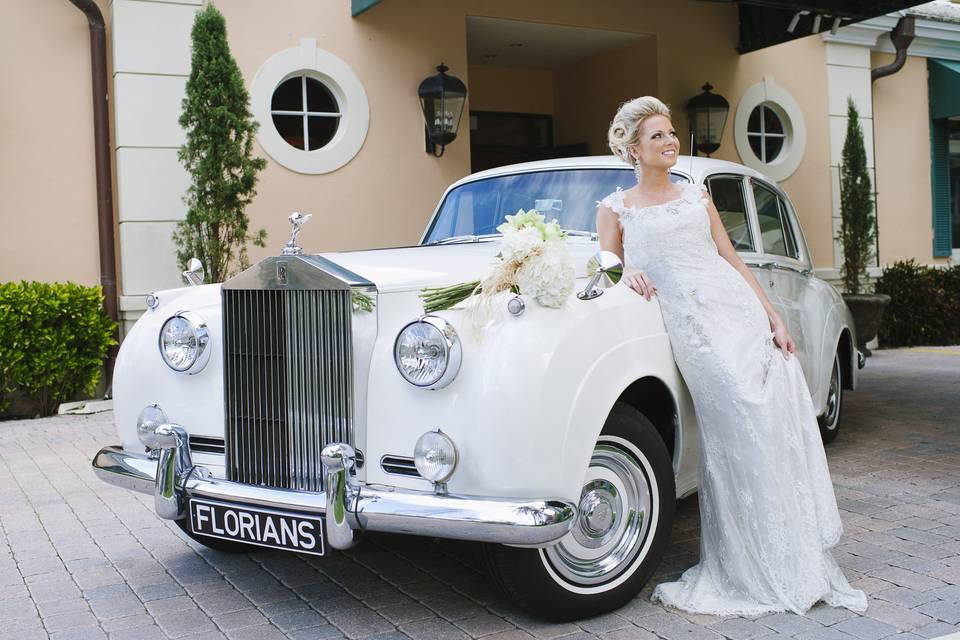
(633, 159, 642, 184)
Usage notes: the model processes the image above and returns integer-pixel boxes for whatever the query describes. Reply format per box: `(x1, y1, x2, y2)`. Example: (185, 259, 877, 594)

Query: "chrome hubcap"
(573, 480, 620, 549)
(544, 438, 654, 585)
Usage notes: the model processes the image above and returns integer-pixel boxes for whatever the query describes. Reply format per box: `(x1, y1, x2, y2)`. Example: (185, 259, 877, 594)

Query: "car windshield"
(422, 168, 689, 244)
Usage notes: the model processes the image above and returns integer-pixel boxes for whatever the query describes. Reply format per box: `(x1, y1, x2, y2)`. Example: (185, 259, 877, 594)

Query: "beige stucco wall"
(727, 35, 834, 269)
(0, 0, 112, 286)
(872, 50, 947, 266)
(13, 0, 942, 300)
(215, 0, 736, 260)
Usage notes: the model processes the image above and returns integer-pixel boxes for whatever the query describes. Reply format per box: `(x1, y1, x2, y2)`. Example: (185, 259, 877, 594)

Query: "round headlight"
(159, 311, 210, 373)
(393, 316, 461, 389)
(137, 404, 168, 450)
(414, 430, 458, 483)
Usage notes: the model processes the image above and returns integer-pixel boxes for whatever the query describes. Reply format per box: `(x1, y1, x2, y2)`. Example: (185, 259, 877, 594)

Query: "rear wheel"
(817, 351, 843, 444)
(482, 403, 675, 621)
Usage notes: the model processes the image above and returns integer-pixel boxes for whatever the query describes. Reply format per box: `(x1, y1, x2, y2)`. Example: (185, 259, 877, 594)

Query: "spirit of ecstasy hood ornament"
(282, 211, 312, 256)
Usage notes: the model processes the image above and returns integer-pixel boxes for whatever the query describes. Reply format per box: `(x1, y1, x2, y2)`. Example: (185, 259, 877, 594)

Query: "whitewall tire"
(482, 403, 675, 620)
(817, 351, 843, 444)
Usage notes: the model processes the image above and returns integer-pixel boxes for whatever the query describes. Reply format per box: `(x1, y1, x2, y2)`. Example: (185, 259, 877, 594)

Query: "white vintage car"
(93, 155, 863, 620)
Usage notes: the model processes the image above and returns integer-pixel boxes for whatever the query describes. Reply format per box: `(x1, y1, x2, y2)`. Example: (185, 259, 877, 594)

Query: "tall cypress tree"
(173, 4, 267, 283)
(837, 96, 876, 295)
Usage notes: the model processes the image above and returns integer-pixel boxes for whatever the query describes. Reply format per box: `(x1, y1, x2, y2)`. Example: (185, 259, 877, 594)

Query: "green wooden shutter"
(930, 117, 952, 257)
(928, 58, 958, 258)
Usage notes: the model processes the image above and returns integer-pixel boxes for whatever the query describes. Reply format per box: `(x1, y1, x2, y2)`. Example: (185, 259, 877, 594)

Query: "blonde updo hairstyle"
(607, 96, 672, 167)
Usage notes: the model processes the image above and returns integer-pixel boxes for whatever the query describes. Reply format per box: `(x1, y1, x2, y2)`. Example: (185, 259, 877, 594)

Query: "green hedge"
(0, 282, 116, 417)
(874, 260, 960, 347)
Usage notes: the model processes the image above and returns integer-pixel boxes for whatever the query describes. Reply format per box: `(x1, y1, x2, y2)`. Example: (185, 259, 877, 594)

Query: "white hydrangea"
(499, 226, 543, 263)
(515, 239, 575, 308)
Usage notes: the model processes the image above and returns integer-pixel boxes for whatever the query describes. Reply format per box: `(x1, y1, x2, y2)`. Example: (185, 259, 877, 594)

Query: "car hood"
(318, 240, 598, 293)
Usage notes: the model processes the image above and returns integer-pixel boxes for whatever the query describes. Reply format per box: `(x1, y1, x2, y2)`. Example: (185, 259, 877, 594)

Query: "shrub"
(874, 260, 960, 347)
(173, 4, 267, 282)
(837, 96, 877, 295)
(0, 282, 117, 417)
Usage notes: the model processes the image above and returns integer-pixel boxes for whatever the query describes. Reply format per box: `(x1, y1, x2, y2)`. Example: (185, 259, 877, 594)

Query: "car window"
(705, 175, 754, 252)
(423, 169, 688, 243)
(752, 182, 799, 259)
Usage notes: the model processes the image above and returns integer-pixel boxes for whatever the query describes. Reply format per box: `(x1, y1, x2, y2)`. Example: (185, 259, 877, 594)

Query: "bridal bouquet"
(419, 210, 576, 320)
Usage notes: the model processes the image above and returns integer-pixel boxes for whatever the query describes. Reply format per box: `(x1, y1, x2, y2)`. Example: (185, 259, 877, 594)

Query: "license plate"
(189, 498, 325, 556)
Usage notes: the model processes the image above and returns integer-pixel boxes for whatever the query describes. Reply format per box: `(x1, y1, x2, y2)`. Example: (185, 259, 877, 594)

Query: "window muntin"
(747, 104, 785, 163)
(270, 76, 341, 151)
(706, 175, 754, 252)
(423, 169, 689, 244)
(752, 182, 799, 259)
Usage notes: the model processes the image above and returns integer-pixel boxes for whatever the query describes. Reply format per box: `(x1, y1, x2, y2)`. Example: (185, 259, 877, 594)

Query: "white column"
(822, 41, 879, 284)
(110, 0, 199, 331)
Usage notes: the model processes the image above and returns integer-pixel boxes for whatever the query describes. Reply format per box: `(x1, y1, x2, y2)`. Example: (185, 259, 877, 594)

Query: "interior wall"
(467, 65, 554, 114)
(553, 37, 659, 155)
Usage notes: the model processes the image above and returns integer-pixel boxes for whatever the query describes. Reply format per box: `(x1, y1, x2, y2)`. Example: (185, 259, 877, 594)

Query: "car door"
(703, 172, 792, 334)
(746, 178, 819, 390)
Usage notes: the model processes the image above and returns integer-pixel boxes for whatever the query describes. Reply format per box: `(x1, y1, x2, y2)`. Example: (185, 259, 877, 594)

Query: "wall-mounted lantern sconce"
(418, 63, 467, 157)
(686, 82, 729, 157)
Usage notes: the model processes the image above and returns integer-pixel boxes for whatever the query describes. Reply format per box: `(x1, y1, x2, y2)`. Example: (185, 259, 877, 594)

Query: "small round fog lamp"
(137, 404, 168, 450)
(414, 430, 458, 483)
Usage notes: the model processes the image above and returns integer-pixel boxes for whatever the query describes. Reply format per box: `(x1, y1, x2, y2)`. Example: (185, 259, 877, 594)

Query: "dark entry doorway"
(469, 111, 588, 172)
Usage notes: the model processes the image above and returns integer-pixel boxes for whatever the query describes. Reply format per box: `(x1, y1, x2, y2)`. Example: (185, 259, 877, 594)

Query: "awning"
(351, 0, 932, 53)
(928, 58, 960, 121)
(713, 0, 934, 53)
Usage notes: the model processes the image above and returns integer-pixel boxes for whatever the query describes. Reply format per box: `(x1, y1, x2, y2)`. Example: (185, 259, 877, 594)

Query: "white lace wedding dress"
(600, 181, 868, 616)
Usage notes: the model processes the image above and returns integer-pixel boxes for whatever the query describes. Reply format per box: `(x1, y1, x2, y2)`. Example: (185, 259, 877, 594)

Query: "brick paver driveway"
(2, 347, 959, 640)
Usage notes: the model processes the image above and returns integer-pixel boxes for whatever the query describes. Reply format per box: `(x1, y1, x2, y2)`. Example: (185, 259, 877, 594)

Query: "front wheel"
(482, 403, 675, 621)
(817, 350, 843, 444)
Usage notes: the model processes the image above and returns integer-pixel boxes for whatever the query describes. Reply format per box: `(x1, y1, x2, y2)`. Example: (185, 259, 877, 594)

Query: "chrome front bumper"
(92, 426, 576, 550)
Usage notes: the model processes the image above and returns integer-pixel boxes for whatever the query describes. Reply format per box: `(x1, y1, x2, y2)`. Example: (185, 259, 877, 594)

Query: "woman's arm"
(596, 204, 657, 300)
(699, 187, 796, 357)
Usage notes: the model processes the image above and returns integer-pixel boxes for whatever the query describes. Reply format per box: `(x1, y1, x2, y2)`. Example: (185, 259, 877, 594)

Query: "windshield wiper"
(428, 233, 502, 245)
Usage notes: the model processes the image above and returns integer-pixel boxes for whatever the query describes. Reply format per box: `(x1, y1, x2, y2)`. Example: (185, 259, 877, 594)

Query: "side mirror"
(182, 258, 205, 287)
(578, 251, 623, 301)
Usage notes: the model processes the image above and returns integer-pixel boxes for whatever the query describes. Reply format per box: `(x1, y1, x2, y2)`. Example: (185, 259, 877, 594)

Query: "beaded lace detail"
(597, 181, 867, 616)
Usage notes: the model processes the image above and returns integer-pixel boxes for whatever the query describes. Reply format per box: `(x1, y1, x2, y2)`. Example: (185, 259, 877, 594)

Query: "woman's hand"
(770, 317, 796, 359)
(623, 266, 657, 301)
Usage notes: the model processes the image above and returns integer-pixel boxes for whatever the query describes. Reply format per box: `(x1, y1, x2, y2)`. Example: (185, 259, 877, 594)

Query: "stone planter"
(842, 293, 892, 356)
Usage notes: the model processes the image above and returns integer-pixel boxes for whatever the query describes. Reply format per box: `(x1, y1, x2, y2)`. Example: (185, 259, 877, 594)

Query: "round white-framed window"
(734, 78, 805, 182)
(747, 103, 786, 163)
(250, 39, 369, 174)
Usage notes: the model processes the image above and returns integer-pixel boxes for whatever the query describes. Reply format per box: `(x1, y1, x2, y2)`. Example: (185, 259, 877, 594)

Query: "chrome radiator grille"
(223, 288, 354, 491)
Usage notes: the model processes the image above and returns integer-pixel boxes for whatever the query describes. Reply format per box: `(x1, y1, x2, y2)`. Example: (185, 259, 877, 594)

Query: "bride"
(596, 96, 868, 616)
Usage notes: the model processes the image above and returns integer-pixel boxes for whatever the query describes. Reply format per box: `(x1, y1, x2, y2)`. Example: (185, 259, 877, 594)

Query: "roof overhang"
(352, 0, 932, 53)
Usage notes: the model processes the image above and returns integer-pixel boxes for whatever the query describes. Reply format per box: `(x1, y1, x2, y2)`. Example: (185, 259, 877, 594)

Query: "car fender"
(365, 283, 693, 503)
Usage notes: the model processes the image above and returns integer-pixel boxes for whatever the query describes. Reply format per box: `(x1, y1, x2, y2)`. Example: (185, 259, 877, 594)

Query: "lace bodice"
(600, 182, 720, 288)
